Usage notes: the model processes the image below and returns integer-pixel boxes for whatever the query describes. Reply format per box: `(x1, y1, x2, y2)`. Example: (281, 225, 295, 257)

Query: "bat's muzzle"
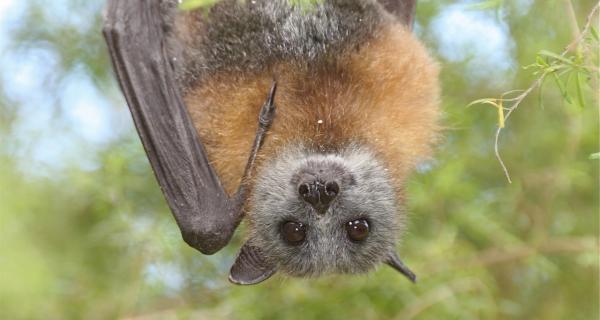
(298, 180, 339, 214)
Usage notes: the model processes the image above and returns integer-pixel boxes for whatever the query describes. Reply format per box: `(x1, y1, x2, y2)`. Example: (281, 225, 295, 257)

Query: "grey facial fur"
(168, 0, 390, 90)
(249, 144, 402, 277)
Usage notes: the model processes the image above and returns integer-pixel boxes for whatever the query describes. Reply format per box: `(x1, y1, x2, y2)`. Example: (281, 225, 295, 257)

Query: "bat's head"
(229, 145, 415, 285)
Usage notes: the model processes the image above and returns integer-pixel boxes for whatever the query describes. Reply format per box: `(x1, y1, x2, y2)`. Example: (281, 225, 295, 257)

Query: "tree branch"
(494, 1, 600, 183)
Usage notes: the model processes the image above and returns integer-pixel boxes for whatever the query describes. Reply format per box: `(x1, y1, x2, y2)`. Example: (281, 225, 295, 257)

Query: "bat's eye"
(346, 219, 369, 242)
(281, 221, 306, 245)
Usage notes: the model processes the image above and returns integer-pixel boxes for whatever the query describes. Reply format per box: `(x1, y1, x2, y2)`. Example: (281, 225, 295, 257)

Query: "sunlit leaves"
(526, 48, 595, 109)
(467, 1, 599, 183)
(467, 98, 507, 128)
(178, 0, 220, 11)
(467, 0, 505, 11)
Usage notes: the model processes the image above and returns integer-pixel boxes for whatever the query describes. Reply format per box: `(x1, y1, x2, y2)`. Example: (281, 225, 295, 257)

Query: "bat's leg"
(233, 81, 278, 210)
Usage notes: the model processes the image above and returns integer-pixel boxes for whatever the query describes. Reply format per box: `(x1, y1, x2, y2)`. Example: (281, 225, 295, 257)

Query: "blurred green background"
(0, 0, 598, 319)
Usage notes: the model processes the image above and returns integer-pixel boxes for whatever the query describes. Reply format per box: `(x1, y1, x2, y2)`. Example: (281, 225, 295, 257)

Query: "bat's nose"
(298, 180, 339, 214)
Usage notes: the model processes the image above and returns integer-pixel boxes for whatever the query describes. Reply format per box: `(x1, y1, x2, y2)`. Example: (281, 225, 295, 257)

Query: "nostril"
(298, 183, 310, 196)
(320, 181, 339, 208)
(299, 183, 320, 207)
(325, 181, 339, 197)
(298, 181, 339, 213)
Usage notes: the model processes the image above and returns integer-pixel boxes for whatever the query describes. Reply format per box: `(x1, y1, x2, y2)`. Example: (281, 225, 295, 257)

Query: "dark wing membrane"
(378, 0, 417, 29)
(103, 0, 240, 254)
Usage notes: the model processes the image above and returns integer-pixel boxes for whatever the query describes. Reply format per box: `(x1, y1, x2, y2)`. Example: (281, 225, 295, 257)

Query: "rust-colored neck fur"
(184, 24, 440, 196)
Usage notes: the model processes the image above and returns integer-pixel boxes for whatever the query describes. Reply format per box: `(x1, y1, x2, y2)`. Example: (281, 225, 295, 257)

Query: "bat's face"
(229, 145, 415, 285)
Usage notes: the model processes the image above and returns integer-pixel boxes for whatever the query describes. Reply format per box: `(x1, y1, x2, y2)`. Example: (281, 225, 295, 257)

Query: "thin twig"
(566, 1, 600, 52)
(564, 0, 581, 41)
(494, 1, 600, 183)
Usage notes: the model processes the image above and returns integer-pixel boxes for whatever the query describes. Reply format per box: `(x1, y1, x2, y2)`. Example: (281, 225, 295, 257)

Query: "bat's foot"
(258, 81, 277, 128)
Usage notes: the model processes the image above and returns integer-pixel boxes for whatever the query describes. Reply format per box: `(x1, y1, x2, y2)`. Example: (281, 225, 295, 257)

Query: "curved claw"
(259, 81, 278, 128)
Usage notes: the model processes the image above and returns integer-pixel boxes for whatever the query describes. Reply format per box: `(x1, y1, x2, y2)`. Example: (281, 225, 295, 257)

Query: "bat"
(103, 0, 440, 285)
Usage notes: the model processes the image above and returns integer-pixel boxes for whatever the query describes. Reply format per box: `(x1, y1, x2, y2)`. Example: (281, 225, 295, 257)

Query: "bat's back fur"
(170, 0, 440, 198)
(173, 0, 384, 89)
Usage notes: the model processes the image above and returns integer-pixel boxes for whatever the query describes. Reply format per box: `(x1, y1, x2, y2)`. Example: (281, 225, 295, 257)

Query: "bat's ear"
(229, 242, 277, 285)
(385, 251, 417, 283)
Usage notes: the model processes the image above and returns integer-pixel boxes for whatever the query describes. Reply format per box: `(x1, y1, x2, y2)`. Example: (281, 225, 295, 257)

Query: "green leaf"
(536, 55, 549, 68)
(538, 73, 548, 109)
(539, 50, 574, 66)
(497, 99, 505, 128)
(466, 98, 505, 128)
(575, 71, 586, 108)
(541, 64, 568, 74)
(552, 71, 572, 104)
(590, 153, 600, 160)
(289, 0, 323, 8)
(179, 0, 220, 11)
(591, 27, 599, 42)
(467, 0, 504, 10)
(466, 98, 500, 109)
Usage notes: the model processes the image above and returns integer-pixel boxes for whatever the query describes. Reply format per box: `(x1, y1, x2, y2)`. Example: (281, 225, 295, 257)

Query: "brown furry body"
(184, 24, 440, 199)
(168, 0, 442, 281)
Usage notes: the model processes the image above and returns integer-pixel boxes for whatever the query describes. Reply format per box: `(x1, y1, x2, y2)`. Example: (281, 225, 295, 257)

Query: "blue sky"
(0, 0, 132, 175)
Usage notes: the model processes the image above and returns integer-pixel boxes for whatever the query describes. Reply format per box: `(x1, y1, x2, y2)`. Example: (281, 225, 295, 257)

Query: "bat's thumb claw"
(258, 81, 277, 127)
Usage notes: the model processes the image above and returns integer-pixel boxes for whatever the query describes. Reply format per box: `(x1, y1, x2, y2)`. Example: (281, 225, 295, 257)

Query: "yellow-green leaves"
(466, 0, 504, 11)
(179, 0, 220, 11)
(288, 0, 323, 10)
(535, 48, 593, 109)
(467, 98, 506, 128)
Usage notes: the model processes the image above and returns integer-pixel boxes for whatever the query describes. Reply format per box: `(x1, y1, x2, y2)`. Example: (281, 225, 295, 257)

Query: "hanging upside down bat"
(103, 0, 440, 285)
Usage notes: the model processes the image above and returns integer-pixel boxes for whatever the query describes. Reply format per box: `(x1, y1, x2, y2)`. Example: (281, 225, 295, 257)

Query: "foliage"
(0, 0, 598, 319)
(468, 1, 600, 182)
(179, 0, 221, 11)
